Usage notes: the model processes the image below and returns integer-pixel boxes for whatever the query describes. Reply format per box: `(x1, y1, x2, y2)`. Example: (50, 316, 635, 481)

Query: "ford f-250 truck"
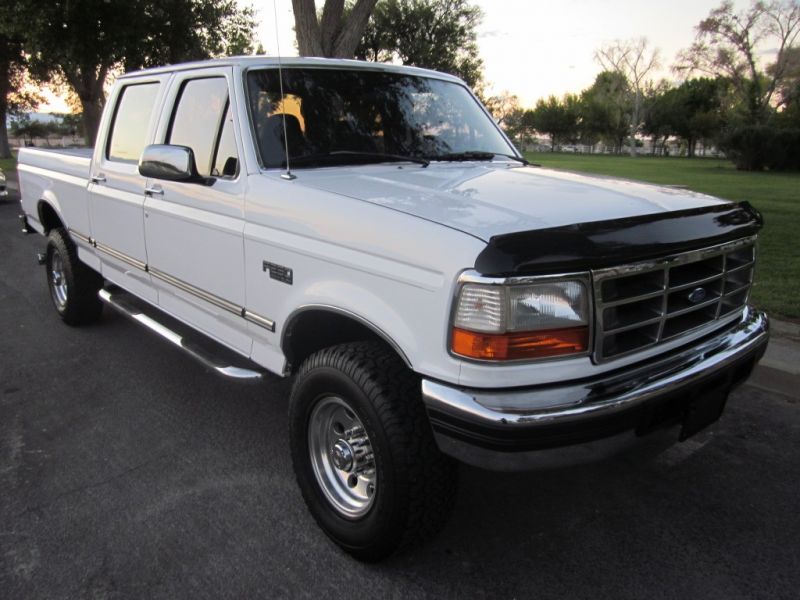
(18, 57, 769, 561)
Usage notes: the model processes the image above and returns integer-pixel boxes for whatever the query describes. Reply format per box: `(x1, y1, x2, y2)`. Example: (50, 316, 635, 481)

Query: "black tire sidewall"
(290, 364, 407, 558)
(45, 228, 102, 325)
(46, 231, 74, 317)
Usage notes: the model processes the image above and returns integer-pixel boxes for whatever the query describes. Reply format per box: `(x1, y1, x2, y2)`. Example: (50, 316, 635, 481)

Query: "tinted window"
(246, 68, 514, 168)
(107, 83, 160, 163)
(212, 104, 239, 177)
(168, 78, 233, 177)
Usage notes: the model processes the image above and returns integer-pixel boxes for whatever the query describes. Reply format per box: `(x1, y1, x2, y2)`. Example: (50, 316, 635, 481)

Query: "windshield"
(246, 67, 515, 168)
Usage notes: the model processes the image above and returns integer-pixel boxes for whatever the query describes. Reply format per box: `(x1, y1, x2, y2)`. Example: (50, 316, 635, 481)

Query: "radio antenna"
(273, 0, 295, 180)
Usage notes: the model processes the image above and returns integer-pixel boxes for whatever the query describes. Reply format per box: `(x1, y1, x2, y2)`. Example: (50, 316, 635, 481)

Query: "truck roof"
(118, 56, 464, 84)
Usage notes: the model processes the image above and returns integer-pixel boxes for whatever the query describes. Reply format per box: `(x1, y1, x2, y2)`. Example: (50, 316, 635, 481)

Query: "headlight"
(452, 277, 591, 361)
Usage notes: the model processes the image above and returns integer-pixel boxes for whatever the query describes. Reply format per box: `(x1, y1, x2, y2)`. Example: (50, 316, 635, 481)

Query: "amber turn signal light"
(451, 326, 589, 360)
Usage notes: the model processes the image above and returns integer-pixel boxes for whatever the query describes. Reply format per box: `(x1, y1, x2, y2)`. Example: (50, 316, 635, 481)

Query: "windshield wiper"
(426, 151, 529, 165)
(288, 151, 429, 168)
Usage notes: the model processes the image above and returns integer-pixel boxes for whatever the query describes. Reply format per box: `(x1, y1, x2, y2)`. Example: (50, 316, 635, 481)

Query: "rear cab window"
(106, 83, 161, 163)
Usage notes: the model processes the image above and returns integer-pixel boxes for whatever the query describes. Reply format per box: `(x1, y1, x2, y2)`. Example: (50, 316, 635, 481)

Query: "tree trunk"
(79, 96, 104, 147)
(293, 0, 378, 58)
(292, 0, 324, 56)
(0, 52, 11, 159)
(65, 65, 108, 147)
(332, 0, 379, 58)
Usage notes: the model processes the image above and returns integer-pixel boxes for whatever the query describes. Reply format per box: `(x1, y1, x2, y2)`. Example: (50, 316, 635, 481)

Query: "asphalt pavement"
(1, 191, 799, 599)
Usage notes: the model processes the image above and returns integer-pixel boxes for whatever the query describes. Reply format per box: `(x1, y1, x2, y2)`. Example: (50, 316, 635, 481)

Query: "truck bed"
(18, 147, 93, 181)
(18, 146, 93, 236)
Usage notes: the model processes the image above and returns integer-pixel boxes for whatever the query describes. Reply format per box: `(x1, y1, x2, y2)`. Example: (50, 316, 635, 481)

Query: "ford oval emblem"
(687, 287, 707, 304)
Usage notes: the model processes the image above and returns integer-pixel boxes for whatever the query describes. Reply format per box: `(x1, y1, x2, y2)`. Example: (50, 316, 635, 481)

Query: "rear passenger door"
(89, 76, 169, 302)
(144, 68, 251, 354)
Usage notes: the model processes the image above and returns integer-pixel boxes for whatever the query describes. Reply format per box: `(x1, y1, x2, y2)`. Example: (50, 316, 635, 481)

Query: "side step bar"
(99, 287, 268, 381)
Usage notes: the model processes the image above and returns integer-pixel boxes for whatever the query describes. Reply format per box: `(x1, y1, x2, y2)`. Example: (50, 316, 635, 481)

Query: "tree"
(0, 1, 42, 158)
(529, 95, 580, 150)
(579, 71, 632, 152)
(484, 92, 522, 128)
(595, 37, 661, 156)
(292, 0, 380, 57)
(770, 45, 800, 122)
(672, 78, 729, 156)
(355, 0, 484, 88)
(21, 0, 258, 145)
(675, 0, 800, 125)
(641, 80, 675, 155)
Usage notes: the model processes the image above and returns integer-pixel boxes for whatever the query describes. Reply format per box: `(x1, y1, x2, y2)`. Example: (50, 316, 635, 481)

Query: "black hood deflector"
(474, 201, 763, 276)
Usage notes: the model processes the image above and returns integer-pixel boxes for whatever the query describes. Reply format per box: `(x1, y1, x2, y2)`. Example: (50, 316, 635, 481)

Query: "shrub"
(721, 125, 800, 171)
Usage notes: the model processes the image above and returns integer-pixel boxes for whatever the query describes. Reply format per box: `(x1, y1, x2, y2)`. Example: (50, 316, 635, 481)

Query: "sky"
(255, 0, 757, 107)
(39, 0, 758, 112)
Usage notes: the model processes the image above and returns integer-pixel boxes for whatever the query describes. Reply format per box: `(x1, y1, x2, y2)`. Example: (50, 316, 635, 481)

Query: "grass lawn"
(0, 153, 16, 174)
(524, 152, 800, 321)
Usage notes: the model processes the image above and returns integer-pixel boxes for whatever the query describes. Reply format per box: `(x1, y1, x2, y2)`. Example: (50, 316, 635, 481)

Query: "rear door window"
(107, 83, 160, 163)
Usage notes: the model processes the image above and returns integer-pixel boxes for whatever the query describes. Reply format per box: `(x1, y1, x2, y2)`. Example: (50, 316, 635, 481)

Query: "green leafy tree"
(530, 94, 580, 150)
(672, 78, 729, 156)
(0, 1, 43, 158)
(641, 80, 676, 154)
(675, 0, 800, 126)
(20, 0, 257, 145)
(356, 0, 484, 88)
(579, 71, 632, 152)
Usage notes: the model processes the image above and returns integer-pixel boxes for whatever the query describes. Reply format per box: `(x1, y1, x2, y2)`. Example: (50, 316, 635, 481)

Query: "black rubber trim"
(475, 201, 763, 276)
(428, 350, 761, 452)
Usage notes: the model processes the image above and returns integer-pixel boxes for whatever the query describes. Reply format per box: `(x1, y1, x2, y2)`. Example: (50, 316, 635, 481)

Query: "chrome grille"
(592, 237, 756, 362)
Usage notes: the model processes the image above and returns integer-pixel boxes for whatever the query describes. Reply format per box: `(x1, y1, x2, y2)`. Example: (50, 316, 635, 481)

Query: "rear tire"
(46, 228, 103, 325)
(289, 341, 457, 561)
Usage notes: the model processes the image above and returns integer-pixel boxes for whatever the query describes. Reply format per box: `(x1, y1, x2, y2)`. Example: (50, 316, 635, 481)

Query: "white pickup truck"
(18, 57, 769, 561)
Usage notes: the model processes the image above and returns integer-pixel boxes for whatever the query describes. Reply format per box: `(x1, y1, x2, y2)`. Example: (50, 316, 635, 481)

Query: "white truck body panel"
(16, 56, 761, 391)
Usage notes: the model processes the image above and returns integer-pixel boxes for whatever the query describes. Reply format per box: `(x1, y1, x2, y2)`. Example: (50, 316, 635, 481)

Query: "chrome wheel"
(308, 396, 377, 519)
(50, 250, 68, 309)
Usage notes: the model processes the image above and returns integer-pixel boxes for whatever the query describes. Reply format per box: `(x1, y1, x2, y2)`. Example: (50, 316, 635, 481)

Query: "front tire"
(46, 228, 103, 325)
(289, 342, 457, 561)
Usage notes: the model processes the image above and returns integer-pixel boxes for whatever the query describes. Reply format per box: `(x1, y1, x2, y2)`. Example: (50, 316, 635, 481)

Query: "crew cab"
(17, 57, 769, 561)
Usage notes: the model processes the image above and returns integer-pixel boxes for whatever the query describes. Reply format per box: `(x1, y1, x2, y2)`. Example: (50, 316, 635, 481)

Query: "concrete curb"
(746, 317, 800, 399)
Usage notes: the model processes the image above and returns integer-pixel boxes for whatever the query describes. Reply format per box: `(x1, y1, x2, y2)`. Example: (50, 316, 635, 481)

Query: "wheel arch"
(281, 305, 413, 373)
(37, 198, 65, 234)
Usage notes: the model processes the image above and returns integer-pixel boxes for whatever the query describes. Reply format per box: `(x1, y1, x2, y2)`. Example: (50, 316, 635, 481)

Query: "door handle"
(144, 185, 164, 196)
(90, 173, 106, 184)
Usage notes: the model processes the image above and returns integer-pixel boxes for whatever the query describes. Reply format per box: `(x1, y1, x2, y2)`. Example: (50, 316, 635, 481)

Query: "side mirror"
(138, 144, 211, 184)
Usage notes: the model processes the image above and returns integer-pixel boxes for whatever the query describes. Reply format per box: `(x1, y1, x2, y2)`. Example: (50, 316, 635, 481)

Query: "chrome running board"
(99, 286, 268, 381)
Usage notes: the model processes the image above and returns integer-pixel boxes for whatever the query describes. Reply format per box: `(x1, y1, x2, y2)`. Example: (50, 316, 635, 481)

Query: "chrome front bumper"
(422, 307, 769, 470)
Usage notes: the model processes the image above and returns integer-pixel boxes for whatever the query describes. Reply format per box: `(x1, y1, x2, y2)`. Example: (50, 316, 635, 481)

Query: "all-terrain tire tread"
(47, 228, 103, 325)
(291, 341, 457, 558)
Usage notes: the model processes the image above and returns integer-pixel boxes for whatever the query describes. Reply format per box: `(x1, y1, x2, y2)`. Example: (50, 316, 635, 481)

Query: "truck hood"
(295, 162, 729, 241)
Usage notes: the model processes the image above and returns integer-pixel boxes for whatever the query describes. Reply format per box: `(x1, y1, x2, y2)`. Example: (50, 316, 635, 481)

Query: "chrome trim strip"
(149, 267, 241, 316)
(422, 307, 768, 430)
(68, 229, 93, 245)
(243, 310, 276, 332)
(89, 239, 277, 332)
(95, 241, 147, 271)
(99, 289, 266, 380)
